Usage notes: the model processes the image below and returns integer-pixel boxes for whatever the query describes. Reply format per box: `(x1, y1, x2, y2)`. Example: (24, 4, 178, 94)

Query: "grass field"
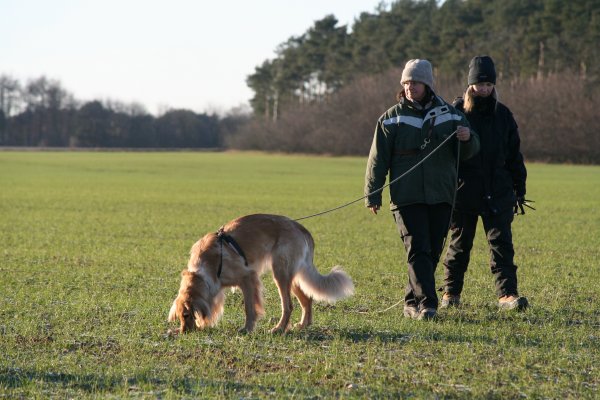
(1, 151, 598, 399)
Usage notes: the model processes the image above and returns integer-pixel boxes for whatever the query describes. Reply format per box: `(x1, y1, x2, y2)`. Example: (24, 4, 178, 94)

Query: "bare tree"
(0, 74, 23, 117)
(24, 76, 70, 111)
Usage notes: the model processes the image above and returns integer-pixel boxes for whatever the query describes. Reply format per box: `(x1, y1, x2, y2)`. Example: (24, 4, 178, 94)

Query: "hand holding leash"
(514, 196, 536, 215)
(456, 125, 471, 142)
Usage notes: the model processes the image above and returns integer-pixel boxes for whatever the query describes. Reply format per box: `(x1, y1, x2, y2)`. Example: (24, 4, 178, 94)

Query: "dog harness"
(216, 226, 249, 278)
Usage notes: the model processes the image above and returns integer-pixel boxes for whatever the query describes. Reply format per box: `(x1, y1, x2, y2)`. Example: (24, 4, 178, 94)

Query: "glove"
(514, 196, 526, 215)
(514, 196, 536, 215)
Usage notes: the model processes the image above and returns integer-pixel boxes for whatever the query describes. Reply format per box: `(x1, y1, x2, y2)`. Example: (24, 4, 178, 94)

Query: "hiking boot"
(498, 295, 529, 311)
(440, 293, 461, 309)
(403, 305, 419, 319)
(417, 308, 437, 320)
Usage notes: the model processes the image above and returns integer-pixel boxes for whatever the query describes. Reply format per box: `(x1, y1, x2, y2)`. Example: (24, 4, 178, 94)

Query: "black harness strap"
(216, 226, 249, 278)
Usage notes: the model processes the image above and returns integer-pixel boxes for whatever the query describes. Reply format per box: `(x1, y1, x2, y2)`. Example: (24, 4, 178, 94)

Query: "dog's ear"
(192, 298, 210, 325)
(168, 298, 179, 322)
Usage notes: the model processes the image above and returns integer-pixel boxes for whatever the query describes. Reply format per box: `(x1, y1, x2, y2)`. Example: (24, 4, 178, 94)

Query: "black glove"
(514, 196, 535, 215)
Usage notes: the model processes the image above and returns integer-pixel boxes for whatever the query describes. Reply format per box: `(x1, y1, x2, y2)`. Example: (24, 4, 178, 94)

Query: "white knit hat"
(401, 59, 434, 88)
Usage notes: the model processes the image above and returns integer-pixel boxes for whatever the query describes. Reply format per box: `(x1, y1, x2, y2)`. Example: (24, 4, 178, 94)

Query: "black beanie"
(468, 56, 496, 85)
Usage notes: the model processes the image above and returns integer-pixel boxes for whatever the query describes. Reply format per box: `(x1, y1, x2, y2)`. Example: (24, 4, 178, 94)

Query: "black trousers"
(442, 209, 519, 298)
(393, 203, 452, 310)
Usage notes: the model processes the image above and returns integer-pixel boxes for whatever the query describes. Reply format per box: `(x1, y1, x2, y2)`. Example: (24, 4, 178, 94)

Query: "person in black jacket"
(441, 56, 529, 311)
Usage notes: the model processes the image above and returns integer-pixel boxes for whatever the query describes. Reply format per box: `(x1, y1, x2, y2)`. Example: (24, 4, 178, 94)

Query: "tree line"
(0, 75, 247, 148)
(1, 0, 599, 163)
(231, 69, 600, 163)
(237, 0, 599, 163)
(246, 0, 599, 120)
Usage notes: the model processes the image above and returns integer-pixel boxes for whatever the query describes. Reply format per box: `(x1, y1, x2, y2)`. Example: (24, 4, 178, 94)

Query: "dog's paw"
(293, 322, 309, 330)
(269, 326, 288, 335)
(165, 328, 181, 338)
(238, 327, 252, 335)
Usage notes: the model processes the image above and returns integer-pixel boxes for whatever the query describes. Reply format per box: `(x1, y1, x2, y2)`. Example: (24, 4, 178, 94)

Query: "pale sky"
(1, 0, 386, 115)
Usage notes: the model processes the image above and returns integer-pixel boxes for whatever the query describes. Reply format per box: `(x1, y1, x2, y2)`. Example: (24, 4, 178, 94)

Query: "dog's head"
(168, 269, 213, 333)
(168, 269, 225, 333)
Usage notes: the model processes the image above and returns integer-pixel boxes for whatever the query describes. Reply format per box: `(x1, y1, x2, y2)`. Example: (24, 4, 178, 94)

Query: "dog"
(168, 214, 354, 334)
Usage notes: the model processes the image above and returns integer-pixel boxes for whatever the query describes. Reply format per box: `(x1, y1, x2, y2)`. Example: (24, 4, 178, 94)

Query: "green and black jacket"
(364, 93, 480, 210)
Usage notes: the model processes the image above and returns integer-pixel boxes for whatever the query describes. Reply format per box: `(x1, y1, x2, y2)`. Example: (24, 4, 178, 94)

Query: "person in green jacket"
(364, 59, 480, 320)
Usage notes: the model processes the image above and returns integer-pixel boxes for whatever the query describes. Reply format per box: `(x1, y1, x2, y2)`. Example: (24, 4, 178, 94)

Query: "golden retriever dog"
(168, 214, 354, 334)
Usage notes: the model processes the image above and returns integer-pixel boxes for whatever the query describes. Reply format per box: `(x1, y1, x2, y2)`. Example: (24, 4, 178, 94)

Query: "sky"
(1, 0, 387, 115)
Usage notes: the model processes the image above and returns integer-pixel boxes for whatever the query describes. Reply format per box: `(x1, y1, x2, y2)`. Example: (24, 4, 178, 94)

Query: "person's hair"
(396, 89, 405, 103)
(463, 85, 498, 113)
(396, 85, 433, 103)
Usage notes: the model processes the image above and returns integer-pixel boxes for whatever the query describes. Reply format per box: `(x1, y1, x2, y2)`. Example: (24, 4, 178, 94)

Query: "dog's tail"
(295, 265, 354, 303)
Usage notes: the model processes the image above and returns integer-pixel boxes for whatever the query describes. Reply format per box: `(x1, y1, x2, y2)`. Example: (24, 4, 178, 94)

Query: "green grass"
(0, 151, 598, 399)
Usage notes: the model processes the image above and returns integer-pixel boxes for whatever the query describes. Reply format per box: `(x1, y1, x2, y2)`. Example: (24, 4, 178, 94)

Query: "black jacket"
(454, 96, 526, 215)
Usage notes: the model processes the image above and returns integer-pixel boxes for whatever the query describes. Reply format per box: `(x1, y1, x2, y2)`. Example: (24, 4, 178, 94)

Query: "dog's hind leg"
(292, 284, 313, 329)
(271, 268, 294, 334)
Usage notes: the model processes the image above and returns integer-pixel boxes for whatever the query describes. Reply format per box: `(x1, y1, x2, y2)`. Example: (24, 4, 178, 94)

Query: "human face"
(403, 81, 426, 102)
(472, 82, 494, 97)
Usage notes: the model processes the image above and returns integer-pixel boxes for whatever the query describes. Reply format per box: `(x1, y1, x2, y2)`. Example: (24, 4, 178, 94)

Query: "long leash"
(294, 129, 459, 222)
(214, 130, 462, 314)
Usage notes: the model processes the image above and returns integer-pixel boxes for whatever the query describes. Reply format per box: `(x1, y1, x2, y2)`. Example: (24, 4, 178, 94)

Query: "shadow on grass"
(284, 309, 567, 347)
(0, 367, 291, 397)
(1, 368, 128, 392)
(286, 326, 503, 346)
(1, 366, 403, 398)
(161, 305, 573, 349)
(439, 305, 597, 328)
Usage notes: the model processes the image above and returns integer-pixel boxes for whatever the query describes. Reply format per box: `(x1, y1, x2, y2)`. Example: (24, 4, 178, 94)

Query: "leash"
(444, 138, 461, 249)
(294, 129, 459, 222)
(213, 131, 462, 300)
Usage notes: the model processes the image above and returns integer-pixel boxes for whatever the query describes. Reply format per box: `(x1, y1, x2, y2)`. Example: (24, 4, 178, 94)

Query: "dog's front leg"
(238, 275, 259, 333)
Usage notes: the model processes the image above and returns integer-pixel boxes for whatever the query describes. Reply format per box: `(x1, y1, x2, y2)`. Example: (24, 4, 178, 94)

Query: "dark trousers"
(393, 203, 452, 310)
(442, 209, 519, 298)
